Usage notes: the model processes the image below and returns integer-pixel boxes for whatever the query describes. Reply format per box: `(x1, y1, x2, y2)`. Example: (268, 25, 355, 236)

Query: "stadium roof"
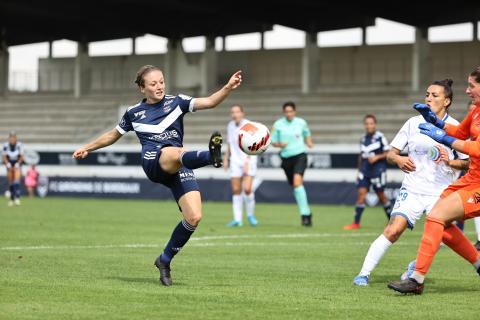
(1, 0, 478, 46)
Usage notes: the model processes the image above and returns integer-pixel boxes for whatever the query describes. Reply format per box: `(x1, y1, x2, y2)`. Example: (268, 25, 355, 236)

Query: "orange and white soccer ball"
(238, 121, 271, 155)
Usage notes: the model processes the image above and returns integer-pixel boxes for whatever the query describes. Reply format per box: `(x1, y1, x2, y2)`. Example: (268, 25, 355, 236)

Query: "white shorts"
(390, 187, 439, 229)
(229, 160, 257, 178)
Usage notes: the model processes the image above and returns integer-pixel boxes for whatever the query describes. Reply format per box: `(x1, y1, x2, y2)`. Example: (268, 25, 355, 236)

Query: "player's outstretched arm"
(72, 128, 122, 159)
(193, 71, 242, 111)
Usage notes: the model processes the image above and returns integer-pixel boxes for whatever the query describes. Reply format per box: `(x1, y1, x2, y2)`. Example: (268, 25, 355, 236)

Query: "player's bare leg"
(242, 175, 257, 226)
(155, 191, 202, 286)
(376, 190, 392, 220)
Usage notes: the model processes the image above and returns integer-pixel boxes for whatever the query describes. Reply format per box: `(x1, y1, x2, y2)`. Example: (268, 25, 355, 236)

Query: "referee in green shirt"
(271, 101, 313, 226)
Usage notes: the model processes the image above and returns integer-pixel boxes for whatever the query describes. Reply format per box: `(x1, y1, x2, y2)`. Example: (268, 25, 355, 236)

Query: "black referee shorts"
(280, 153, 308, 186)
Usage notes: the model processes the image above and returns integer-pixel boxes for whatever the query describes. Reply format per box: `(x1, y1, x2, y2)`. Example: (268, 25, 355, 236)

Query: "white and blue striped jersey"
(3, 142, 24, 162)
(116, 94, 195, 152)
(359, 131, 389, 177)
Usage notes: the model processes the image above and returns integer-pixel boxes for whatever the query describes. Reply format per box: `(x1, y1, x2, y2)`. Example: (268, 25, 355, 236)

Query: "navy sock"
(180, 151, 212, 169)
(383, 202, 392, 220)
(9, 184, 14, 200)
(456, 220, 465, 232)
(14, 182, 21, 198)
(354, 204, 365, 224)
(160, 219, 196, 264)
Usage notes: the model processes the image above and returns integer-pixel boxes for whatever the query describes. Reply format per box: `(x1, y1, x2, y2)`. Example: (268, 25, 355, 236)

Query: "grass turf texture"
(1, 197, 479, 319)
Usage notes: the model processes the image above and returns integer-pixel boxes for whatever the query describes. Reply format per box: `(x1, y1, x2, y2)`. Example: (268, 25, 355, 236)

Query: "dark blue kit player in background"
(344, 114, 392, 230)
(73, 65, 243, 286)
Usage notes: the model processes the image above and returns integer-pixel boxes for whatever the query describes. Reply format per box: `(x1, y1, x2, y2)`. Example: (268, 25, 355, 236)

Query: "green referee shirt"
(271, 117, 311, 158)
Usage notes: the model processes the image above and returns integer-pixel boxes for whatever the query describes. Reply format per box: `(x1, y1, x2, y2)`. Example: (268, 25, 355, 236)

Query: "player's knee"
(186, 212, 202, 226)
(383, 226, 402, 243)
(243, 186, 252, 195)
(232, 186, 241, 195)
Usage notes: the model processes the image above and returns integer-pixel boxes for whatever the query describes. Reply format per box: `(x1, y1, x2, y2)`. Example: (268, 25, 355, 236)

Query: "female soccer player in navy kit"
(3, 132, 24, 206)
(73, 65, 242, 286)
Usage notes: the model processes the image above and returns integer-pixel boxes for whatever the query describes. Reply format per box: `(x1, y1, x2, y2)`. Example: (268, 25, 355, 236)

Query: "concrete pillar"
(131, 37, 136, 55)
(473, 21, 478, 41)
(302, 31, 319, 94)
(74, 41, 90, 98)
(164, 39, 179, 92)
(411, 27, 431, 92)
(0, 33, 8, 96)
(361, 26, 367, 46)
(200, 37, 217, 95)
(48, 40, 53, 59)
(260, 31, 265, 50)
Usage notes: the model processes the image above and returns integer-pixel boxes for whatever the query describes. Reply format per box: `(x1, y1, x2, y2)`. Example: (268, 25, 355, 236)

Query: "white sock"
(411, 271, 425, 284)
(359, 234, 393, 277)
(474, 217, 480, 242)
(232, 195, 243, 222)
(245, 193, 255, 217)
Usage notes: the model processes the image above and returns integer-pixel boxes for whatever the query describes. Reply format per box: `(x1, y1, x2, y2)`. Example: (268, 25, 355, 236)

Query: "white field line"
(0, 232, 475, 251)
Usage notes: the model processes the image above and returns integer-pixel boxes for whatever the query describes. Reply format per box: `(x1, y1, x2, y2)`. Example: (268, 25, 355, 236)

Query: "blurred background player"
(224, 104, 258, 227)
(353, 79, 468, 286)
(271, 101, 313, 226)
(388, 68, 480, 294)
(2, 132, 24, 206)
(24, 164, 39, 198)
(344, 115, 391, 230)
(73, 65, 242, 286)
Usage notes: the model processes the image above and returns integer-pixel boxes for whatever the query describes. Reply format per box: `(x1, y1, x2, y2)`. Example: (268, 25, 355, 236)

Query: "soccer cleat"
(209, 131, 223, 168)
(154, 256, 172, 286)
(343, 223, 360, 230)
(475, 241, 480, 252)
(353, 275, 369, 286)
(301, 214, 312, 227)
(14, 199, 20, 206)
(387, 278, 424, 295)
(400, 260, 416, 281)
(247, 215, 258, 227)
(226, 220, 243, 227)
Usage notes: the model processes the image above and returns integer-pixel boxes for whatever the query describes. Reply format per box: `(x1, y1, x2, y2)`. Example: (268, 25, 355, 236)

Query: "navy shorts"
(357, 171, 386, 192)
(141, 149, 199, 202)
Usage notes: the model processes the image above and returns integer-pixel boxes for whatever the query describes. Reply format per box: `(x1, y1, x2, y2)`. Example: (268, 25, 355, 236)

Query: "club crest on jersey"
(428, 145, 442, 162)
(134, 110, 146, 120)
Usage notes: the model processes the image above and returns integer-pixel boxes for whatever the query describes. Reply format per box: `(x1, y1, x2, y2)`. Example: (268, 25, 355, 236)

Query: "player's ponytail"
(431, 78, 454, 108)
(134, 65, 162, 88)
(470, 66, 480, 83)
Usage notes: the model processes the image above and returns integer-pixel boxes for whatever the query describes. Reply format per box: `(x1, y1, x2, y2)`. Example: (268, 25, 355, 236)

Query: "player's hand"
(418, 123, 456, 147)
(367, 155, 377, 164)
(413, 103, 445, 128)
(435, 146, 450, 165)
(225, 71, 242, 90)
(5, 162, 12, 169)
(397, 156, 416, 173)
(72, 148, 89, 159)
(14, 162, 20, 168)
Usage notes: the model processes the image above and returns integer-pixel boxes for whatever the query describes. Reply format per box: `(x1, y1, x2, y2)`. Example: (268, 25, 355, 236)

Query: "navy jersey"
(3, 142, 23, 162)
(116, 94, 195, 153)
(359, 131, 389, 177)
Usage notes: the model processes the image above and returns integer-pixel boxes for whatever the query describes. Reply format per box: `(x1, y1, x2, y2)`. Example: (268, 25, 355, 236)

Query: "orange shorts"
(441, 177, 480, 219)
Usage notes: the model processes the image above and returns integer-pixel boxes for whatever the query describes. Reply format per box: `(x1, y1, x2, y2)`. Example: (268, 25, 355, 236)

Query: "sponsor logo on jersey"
(134, 110, 146, 120)
(147, 130, 179, 141)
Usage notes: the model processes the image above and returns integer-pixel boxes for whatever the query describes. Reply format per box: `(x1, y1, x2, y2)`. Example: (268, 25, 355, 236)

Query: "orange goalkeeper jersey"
(445, 103, 480, 184)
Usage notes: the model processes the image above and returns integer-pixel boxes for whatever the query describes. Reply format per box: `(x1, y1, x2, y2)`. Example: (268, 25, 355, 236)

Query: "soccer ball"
(238, 121, 271, 155)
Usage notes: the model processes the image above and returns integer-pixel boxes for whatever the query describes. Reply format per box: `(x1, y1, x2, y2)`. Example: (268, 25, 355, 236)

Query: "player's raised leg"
(155, 190, 202, 286)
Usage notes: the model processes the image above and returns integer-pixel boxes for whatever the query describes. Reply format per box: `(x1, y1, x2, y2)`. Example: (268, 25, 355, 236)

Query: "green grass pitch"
(1, 197, 479, 319)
